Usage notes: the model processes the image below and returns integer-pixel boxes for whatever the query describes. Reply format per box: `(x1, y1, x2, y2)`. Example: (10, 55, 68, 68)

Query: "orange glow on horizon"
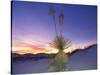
(12, 40, 96, 54)
(13, 49, 50, 54)
(12, 46, 78, 54)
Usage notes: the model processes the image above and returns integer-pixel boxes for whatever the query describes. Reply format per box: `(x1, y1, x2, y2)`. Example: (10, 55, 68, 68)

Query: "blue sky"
(12, 1, 97, 53)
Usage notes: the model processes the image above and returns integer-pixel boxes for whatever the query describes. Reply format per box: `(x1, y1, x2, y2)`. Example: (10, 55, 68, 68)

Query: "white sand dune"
(12, 45, 97, 74)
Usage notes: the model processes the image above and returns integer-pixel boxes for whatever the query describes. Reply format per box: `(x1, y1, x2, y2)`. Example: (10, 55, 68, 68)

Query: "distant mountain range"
(12, 52, 56, 61)
(12, 44, 97, 61)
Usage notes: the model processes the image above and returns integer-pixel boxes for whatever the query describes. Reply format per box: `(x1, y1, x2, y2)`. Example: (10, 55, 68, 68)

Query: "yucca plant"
(48, 35, 71, 71)
(48, 8, 71, 72)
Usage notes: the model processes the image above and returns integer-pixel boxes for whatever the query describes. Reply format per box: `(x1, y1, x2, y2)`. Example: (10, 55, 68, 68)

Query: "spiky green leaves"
(50, 35, 71, 51)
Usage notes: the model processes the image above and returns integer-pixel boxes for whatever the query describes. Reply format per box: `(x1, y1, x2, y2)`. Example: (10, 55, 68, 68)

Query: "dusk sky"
(12, 1, 97, 54)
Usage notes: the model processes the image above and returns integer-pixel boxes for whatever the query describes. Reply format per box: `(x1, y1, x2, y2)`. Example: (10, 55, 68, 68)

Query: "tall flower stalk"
(49, 8, 58, 37)
(59, 12, 64, 36)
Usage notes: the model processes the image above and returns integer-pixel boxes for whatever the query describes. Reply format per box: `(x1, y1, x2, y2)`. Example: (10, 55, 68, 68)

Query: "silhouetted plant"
(48, 8, 71, 72)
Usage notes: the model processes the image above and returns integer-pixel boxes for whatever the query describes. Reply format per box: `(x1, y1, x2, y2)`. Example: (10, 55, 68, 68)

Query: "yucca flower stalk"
(49, 8, 58, 37)
(59, 12, 64, 36)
